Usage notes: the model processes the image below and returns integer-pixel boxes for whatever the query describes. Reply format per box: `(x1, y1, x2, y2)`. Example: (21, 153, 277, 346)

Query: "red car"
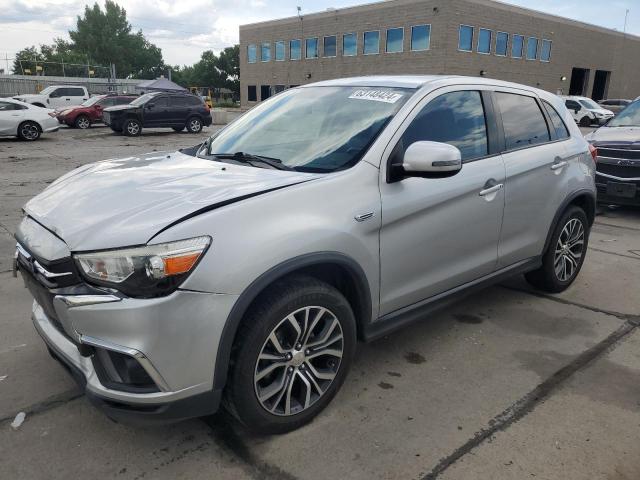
(56, 94, 137, 129)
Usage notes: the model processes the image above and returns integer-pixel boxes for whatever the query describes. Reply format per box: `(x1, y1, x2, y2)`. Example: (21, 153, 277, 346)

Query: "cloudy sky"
(0, 0, 637, 71)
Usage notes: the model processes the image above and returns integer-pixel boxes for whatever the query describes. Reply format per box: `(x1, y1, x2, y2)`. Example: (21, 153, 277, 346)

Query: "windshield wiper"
(210, 152, 294, 171)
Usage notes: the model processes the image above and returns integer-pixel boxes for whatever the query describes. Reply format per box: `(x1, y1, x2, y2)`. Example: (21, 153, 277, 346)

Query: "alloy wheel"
(127, 121, 140, 135)
(189, 119, 201, 132)
(554, 218, 584, 282)
(77, 117, 90, 129)
(254, 306, 344, 416)
(21, 123, 39, 140)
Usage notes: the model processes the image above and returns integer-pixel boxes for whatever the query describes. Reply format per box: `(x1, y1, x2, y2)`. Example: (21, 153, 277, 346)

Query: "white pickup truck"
(14, 85, 89, 109)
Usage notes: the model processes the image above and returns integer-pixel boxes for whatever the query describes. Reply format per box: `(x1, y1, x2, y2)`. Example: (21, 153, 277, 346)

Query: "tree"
(69, 0, 164, 78)
(170, 46, 240, 95)
(217, 45, 240, 95)
(12, 40, 92, 77)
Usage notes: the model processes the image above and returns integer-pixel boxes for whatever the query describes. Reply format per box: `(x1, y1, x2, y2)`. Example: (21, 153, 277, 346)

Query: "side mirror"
(400, 141, 462, 178)
(574, 108, 580, 114)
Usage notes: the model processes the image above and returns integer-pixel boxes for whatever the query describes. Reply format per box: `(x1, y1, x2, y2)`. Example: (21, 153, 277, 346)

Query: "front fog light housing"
(74, 236, 210, 298)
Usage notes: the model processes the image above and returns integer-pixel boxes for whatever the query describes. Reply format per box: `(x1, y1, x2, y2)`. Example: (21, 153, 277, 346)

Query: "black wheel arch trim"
(543, 189, 596, 254)
(212, 251, 372, 392)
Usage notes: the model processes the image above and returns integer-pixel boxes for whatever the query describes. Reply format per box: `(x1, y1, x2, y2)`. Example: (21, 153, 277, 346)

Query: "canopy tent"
(135, 77, 186, 92)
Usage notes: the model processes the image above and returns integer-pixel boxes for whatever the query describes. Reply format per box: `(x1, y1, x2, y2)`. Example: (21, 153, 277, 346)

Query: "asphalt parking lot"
(0, 125, 639, 479)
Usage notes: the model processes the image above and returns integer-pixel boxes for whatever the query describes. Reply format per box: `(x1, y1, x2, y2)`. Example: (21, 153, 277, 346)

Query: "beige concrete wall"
(239, 0, 640, 107)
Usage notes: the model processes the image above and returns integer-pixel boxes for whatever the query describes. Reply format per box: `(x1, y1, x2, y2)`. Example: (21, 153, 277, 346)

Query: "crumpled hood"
(24, 151, 315, 251)
(585, 126, 640, 144)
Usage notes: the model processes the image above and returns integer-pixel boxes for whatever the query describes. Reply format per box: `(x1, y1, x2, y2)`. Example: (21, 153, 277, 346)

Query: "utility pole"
(623, 9, 629, 34)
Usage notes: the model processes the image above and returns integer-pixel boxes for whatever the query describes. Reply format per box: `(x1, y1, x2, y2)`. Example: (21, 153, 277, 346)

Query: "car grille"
(595, 145, 640, 180)
(16, 243, 81, 340)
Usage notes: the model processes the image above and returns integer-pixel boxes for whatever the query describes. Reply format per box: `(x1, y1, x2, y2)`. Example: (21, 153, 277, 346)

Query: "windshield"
(607, 101, 640, 127)
(206, 86, 412, 172)
(39, 86, 56, 95)
(579, 99, 600, 110)
(130, 93, 157, 106)
(82, 96, 103, 107)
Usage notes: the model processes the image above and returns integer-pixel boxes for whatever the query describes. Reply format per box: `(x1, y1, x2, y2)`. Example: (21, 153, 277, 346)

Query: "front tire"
(75, 115, 91, 129)
(225, 275, 356, 434)
(18, 121, 41, 141)
(525, 206, 589, 293)
(186, 116, 203, 133)
(579, 116, 592, 127)
(123, 118, 141, 136)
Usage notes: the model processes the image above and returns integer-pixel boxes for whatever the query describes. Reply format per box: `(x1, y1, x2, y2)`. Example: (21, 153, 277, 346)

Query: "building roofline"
(239, 0, 640, 42)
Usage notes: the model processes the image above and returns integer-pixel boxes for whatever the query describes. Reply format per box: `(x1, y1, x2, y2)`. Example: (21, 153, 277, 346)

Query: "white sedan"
(0, 98, 60, 141)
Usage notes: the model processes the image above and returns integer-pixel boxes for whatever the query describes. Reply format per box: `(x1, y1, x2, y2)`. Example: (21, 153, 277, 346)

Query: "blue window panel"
(526, 37, 538, 60)
(459, 25, 473, 51)
(247, 44, 257, 63)
(261, 42, 271, 62)
(386, 28, 404, 53)
(324, 36, 337, 57)
(495, 32, 508, 56)
(364, 31, 380, 54)
(540, 39, 552, 62)
(306, 38, 318, 58)
(411, 25, 431, 51)
(343, 33, 357, 56)
(511, 34, 524, 58)
(275, 41, 285, 61)
(478, 28, 492, 54)
(290, 40, 301, 60)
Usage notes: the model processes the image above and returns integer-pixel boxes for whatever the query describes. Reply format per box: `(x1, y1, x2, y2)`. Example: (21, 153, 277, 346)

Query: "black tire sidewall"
(579, 116, 591, 127)
(227, 277, 356, 434)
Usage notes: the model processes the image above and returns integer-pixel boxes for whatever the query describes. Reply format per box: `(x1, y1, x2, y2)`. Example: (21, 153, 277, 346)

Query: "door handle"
(479, 179, 504, 197)
(551, 156, 568, 170)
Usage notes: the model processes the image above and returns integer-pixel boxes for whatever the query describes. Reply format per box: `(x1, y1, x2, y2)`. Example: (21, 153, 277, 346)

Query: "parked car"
(585, 99, 640, 206)
(597, 98, 632, 114)
(14, 76, 595, 433)
(13, 85, 89, 109)
(55, 94, 137, 129)
(0, 98, 59, 141)
(102, 91, 212, 136)
(561, 95, 614, 126)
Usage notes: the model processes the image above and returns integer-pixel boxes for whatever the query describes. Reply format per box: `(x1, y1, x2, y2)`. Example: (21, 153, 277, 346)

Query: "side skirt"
(363, 257, 541, 342)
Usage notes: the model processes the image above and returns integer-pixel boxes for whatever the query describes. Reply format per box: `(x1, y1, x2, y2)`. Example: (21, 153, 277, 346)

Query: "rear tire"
(225, 275, 356, 434)
(579, 116, 591, 127)
(74, 115, 91, 129)
(525, 206, 589, 293)
(186, 116, 203, 133)
(123, 118, 141, 136)
(18, 121, 41, 141)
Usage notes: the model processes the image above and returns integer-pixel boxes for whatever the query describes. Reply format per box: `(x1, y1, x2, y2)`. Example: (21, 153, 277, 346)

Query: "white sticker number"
(348, 89, 404, 104)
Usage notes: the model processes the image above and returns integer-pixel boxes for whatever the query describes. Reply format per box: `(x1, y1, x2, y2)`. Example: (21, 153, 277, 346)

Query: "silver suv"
(15, 76, 596, 433)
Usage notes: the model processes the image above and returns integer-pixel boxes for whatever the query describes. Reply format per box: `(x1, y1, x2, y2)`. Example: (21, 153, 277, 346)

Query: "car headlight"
(594, 113, 603, 118)
(74, 236, 210, 298)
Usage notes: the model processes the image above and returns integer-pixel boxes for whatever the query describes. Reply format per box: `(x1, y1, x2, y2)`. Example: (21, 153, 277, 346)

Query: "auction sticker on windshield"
(349, 89, 404, 103)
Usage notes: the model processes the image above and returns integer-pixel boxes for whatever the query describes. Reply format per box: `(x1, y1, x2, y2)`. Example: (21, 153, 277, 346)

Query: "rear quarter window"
(542, 100, 570, 139)
(495, 92, 550, 150)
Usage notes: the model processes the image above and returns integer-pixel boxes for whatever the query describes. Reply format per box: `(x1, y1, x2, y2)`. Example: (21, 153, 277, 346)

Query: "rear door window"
(400, 90, 488, 161)
(153, 97, 169, 107)
(495, 92, 550, 150)
(542, 100, 570, 139)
